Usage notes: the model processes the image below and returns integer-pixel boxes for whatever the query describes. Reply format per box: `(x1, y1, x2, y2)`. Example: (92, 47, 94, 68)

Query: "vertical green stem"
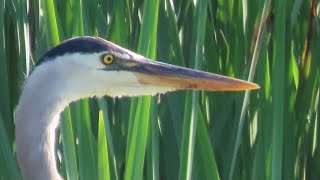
(179, 1, 207, 180)
(61, 107, 78, 180)
(271, 0, 286, 179)
(42, 0, 59, 45)
(125, 0, 160, 179)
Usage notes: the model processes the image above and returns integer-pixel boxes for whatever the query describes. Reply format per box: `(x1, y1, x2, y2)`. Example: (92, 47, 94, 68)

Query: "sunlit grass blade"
(109, 0, 129, 45)
(125, 97, 151, 180)
(72, 0, 84, 36)
(125, 0, 159, 179)
(42, 0, 60, 45)
(98, 110, 111, 180)
(98, 99, 119, 180)
(146, 97, 159, 180)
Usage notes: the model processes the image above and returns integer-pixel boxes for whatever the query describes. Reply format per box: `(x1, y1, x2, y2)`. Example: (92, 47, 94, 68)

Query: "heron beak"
(102, 39, 258, 91)
(125, 58, 259, 91)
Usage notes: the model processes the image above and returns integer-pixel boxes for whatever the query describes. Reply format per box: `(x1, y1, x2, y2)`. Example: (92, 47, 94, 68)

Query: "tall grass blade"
(98, 99, 119, 180)
(228, 1, 270, 179)
(0, 114, 22, 180)
(271, 0, 286, 179)
(125, 0, 160, 179)
(42, 0, 59, 45)
(61, 107, 78, 180)
(72, 100, 97, 180)
(179, 1, 207, 179)
(98, 111, 111, 180)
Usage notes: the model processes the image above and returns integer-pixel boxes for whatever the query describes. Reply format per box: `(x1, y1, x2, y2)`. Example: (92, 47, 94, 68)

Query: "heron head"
(33, 36, 258, 99)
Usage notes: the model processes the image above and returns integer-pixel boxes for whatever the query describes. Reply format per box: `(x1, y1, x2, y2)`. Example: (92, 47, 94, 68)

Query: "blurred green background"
(0, 0, 319, 179)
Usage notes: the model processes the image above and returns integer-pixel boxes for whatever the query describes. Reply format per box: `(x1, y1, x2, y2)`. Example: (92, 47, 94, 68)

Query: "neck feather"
(15, 64, 74, 180)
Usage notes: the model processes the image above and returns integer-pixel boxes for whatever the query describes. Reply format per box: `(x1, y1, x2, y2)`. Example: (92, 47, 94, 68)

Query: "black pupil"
(107, 56, 112, 61)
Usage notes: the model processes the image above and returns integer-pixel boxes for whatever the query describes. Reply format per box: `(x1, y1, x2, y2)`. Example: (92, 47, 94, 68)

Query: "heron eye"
(102, 54, 114, 65)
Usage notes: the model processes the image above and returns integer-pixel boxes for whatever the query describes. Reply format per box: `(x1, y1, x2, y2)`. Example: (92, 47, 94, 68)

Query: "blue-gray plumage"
(15, 36, 259, 180)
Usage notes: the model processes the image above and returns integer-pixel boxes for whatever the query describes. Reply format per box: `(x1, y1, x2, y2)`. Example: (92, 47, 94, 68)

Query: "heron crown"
(36, 37, 109, 66)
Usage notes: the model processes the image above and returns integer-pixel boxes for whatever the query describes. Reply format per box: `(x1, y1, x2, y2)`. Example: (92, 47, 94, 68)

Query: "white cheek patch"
(92, 71, 177, 98)
(105, 87, 177, 98)
(102, 71, 140, 86)
(67, 53, 105, 70)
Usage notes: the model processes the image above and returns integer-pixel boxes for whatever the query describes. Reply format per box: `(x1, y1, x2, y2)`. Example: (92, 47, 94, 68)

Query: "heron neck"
(15, 66, 71, 180)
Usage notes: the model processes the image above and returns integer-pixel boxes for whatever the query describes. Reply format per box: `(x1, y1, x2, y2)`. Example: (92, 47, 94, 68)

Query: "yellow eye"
(102, 54, 114, 64)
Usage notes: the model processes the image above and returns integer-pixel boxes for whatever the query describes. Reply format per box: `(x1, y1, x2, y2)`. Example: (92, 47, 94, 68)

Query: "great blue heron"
(15, 36, 259, 180)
